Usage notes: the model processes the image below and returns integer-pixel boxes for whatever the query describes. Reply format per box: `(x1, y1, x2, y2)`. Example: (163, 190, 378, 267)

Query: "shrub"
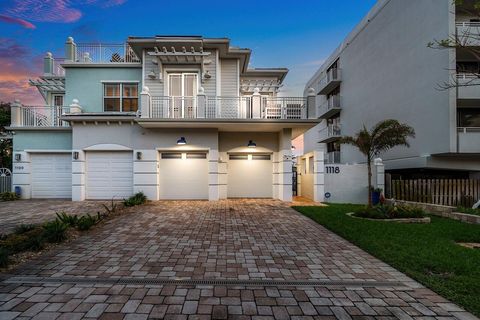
(0, 234, 30, 253)
(353, 204, 426, 219)
(24, 235, 45, 251)
(102, 198, 118, 215)
(42, 219, 68, 243)
(0, 192, 19, 201)
(123, 192, 147, 207)
(77, 214, 98, 231)
(14, 224, 36, 235)
(55, 212, 79, 227)
(0, 248, 9, 268)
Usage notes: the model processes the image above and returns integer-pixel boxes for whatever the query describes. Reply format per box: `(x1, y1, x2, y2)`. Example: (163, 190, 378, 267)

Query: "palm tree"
(339, 119, 415, 207)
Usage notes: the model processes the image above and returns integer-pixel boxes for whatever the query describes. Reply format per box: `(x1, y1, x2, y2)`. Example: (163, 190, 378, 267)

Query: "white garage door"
(228, 154, 273, 198)
(159, 153, 208, 200)
(31, 153, 72, 199)
(86, 151, 133, 200)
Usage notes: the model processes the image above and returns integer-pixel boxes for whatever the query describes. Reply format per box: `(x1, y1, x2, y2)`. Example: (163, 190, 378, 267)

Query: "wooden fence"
(389, 179, 480, 207)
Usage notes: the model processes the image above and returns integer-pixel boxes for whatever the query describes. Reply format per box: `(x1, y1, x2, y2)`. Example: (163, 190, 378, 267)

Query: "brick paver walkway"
(0, 200, 477, 319)
(0, 200, 112, 235)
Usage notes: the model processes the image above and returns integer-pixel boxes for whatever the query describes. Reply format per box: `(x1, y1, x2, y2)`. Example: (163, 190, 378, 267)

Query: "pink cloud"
(0, 14, 35, 29)
(0, 0, 127, 29)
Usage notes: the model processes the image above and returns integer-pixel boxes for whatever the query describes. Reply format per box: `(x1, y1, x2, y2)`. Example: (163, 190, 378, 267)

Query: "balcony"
(457, 74, 480, 103)
(317, 68, 341, 95)
(457, 127, 480, 153)
(9, 105, 78, 128)
(318, 95, 341, 119)
(325, 151, 341, 164)
(319, 124, 342, 143)
(456, 22, 480, 47)
(70, 41, 140, 64)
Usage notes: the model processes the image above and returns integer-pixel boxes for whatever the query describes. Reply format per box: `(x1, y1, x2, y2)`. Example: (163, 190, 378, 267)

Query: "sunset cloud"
(0, 0, 128, 29)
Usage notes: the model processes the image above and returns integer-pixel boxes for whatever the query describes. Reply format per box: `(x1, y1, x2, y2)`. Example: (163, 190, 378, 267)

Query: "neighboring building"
(302, 0, 480, 180)
(9, 35, 319, 201)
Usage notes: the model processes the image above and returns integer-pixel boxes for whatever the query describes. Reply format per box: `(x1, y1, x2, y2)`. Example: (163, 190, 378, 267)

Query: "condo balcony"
(317, 68, 342, 95)
(457, 127, 480, 153)
(319, 124, 342, 143)
(325, 151, 341, 164)
(318, 95, 341, 119)
(456, 22, 480, 47)
(457, 73, 480, 103)
(9, 104, 79, 128)
(62, 37, 140, 64)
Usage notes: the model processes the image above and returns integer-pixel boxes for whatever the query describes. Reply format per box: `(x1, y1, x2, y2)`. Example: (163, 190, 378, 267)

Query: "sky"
(0, 0, 377, 105)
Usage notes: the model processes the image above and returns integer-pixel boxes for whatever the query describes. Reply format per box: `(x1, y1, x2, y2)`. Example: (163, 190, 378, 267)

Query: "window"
(53, 95, 64, 106)
(458, 108, 480, 127)
(308, 156, 314, 174)
(103, 83, 138, 112)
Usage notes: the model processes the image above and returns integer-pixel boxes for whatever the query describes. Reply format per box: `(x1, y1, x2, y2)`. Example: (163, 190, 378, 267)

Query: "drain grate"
(2, 276, 405, 288)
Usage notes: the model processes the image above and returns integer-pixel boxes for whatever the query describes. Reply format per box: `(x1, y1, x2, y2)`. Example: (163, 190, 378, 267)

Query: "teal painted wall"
(65, 67, 142, 112)
(13, 131, 72, 151)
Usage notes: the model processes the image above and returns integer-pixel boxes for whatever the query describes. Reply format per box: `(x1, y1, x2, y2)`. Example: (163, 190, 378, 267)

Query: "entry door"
(168, 73, 198, 118)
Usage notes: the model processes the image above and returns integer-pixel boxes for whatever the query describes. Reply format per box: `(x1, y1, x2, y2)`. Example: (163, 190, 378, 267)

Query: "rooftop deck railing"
(10, 105, 73, 127)
(75, 43, 140, 63)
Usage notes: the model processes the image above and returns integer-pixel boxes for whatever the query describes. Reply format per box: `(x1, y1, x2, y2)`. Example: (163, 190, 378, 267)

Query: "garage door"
(86, 151, 133, 200)
(31, 153, 72, 199)
(159, 152, 208, 200)
(228, 154, 273, 198)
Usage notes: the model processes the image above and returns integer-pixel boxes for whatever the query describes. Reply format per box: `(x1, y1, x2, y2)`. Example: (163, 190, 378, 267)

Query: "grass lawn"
(293, 204, 480, 317)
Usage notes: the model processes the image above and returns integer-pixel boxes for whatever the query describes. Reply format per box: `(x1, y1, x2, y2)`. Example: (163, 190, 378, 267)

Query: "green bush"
(42, 219, 68, 243)
(123, 192, 147, 207)
(77, 214, 98, 231)
(0, 192, 19, 201)
(14, 224, 36, 235)
(55, 212, 79, 227)
(0, 234, 30, 253)
(24, 235, 45, 251)
(0, 248, 9, 268)
(457, 207, 480, 216)
(353, 204, 426, 219)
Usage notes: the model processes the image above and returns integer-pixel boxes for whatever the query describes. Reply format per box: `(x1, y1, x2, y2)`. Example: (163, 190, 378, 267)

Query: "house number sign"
(325, 166, 340, 174)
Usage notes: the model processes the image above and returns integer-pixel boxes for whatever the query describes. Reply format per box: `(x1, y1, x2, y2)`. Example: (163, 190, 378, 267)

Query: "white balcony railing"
(325, 151, 341, 164)
(11, 106, 72, 127)
(75, 43, 140, 63)
(327, 124, 342, 137)
(318, 68, 342, 95)
(149, 96, 307, 120)
(53, 58, 65, 76)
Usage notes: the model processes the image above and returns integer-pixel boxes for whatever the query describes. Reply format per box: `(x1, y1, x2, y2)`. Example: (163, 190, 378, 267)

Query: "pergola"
(29, 76, 65, 101)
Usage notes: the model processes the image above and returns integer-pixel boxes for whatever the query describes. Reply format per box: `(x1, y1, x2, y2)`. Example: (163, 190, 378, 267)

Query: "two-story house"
(9, 35, 319, 201)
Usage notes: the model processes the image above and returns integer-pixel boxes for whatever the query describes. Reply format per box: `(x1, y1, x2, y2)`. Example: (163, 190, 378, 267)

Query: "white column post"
(208, 148, 220, 201)
(277, 128, 293, 202)
(140, 86, 151, 118)
(69, 99, 82, 114)
(12, 152, 31, 199)
(72, 150, 85, 201)
(197, 87, 206, 118)
(307, 87, 316, 119)
(251, 88, 262, 119)
(11, 99, 22, 127)
(218, 152, 228, 199)
(44, 52, 54, 75)
(65, 37, 76, 62)
(374, 158, 385, 192)
(313, 150, 325, 203)
(133, 150, 159, 200)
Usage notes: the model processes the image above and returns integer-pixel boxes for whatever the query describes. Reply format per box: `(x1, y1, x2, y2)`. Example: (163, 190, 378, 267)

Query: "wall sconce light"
(148, 70, 157, 79)
(203, 70, 212, 79)
(247, 140, 256, 148)
(177, 137, 187, 145)
(136, 151, 143, 160)
(15, 154, 21, 162)
(291, 145, 296, 151)
(73, 151, 79, 160)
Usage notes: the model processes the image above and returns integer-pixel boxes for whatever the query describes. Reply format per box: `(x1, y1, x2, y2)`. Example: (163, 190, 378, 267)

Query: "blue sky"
(0, 0, 377, 103)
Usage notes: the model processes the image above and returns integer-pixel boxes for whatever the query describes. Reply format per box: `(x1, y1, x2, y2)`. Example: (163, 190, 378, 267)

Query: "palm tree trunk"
(367, 154, 372, 208)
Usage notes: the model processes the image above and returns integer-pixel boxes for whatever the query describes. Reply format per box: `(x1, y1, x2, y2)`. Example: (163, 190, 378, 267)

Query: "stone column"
(313, 150, 325, 202)
(12, 151, 31, 199)
(65, 37, 76, 62)
(251, 88, 262, 119)
(72, 150, 85, 201)
(44, 52, 54, 75)
(277, 128, 293, 202)
(133, 150, 159, 200)
(197, 87, 206, 118)
(208, 148, 220, 201)
(306, 87, 316, 119)
(140, 86, 151, 118)
(10, 99, 21, 127)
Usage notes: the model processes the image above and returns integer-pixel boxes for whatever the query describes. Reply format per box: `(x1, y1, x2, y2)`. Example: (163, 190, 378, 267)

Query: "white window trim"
(102, 82, 139, 112)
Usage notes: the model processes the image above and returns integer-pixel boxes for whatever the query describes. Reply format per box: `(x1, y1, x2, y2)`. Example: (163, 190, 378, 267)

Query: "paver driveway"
(0, 200, 477, 319)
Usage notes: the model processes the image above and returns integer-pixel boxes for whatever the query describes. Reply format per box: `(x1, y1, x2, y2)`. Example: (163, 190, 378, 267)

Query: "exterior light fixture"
(136, 151, 142, 160)
(247, 140, 256, 148)
(73, 152, 79, 160)
(148, 70, 156, 79)
(291, 145, 296, 151)
(203, 70, 212, 79)
(177, 137, 187, 145)
(15, 154, 21, 162)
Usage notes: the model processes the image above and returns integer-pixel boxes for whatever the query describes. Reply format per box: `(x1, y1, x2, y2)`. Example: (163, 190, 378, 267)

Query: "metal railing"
(325, 151, 341, 164)
(53, 58, 65, 76)
(0, 168, 11, 193)
(456, 21, 480, 27)
(13, 106, 71, 127)
(327, 124, 342, 137)
(150, 96, 307, 120)
(151, 96, 197, 118)
(321, 95, 341, 112)
(76, 43, 140, 63)
(320, 68, 341, 86)
(457, 127, 480, 133)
